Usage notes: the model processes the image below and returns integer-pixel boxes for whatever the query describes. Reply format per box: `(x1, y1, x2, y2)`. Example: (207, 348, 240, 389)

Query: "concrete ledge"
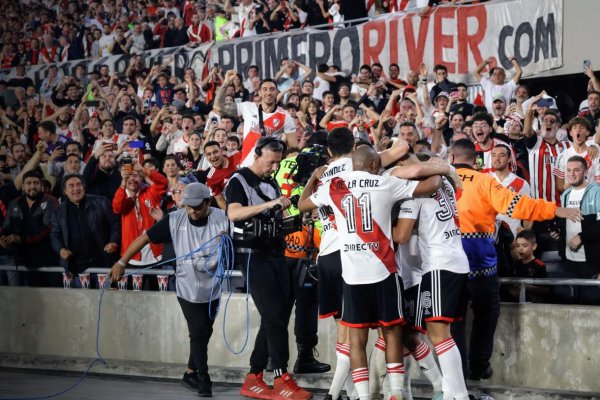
(2, 287, 600, 395)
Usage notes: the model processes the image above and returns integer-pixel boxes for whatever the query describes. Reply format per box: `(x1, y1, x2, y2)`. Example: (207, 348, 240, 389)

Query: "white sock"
(412, 339, 443, 392)
(368, 337, 387, 397)
(352, 367, 370, 400)
(381, 372, 391, 400)
(386, 362, 405, 394)
(344, 376, 357, 399)
(434, 338, 469, 400)
(401, 347, 414, 400)
(329, 342, 351, 397)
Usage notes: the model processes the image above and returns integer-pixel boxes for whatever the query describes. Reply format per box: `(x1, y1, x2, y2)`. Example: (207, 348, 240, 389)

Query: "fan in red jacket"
(113, 164, 168, 265)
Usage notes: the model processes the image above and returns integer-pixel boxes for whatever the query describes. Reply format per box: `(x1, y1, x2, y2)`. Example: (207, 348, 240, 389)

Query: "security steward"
(109, 183, 231, 397)
(449, 139, 581, 381)
(225, 136, 312, 400)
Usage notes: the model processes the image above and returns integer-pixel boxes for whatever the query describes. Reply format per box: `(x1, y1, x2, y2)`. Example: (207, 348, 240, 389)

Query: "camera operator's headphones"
(254, 136, 287, 157)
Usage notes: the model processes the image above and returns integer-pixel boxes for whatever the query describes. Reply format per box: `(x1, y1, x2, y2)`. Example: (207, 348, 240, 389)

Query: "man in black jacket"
(50, 174, 120, 286)
(82, 143, 121, 200)
(1, 171, 59, 286)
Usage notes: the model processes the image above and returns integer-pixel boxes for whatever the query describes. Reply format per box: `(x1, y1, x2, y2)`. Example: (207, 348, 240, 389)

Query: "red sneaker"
(240, 372, 273, 399)
(272, 372, 312, 400)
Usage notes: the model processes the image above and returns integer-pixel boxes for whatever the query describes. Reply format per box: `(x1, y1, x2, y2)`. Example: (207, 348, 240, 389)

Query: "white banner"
(1, 42, 213, 88)
(213, 0, 563, 84)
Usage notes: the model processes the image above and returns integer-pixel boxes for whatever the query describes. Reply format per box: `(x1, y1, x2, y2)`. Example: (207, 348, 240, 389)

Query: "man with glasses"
(471, 112, 516, 173)
(110, 183, 231, 397)
(523, 105, 570, 205)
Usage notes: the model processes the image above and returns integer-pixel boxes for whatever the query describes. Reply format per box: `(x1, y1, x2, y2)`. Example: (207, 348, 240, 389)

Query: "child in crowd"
(509, 229, 549, 302)
(226, 135, 240, 154)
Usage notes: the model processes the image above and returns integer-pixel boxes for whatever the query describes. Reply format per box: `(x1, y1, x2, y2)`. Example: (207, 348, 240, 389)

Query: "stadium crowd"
(0, 0, 598, 399)
(0, 0, 472, 65)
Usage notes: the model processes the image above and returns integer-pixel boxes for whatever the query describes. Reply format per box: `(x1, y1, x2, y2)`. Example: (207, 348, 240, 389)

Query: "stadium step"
(1, 353, 599, 400)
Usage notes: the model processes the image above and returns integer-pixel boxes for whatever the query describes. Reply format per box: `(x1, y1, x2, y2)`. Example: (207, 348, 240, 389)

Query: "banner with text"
(1, 42, 213, 89)
(213, 0, 562, 84)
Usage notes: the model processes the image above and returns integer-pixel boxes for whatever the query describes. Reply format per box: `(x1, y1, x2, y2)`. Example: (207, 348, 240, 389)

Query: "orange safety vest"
(284, 224, 320, 259)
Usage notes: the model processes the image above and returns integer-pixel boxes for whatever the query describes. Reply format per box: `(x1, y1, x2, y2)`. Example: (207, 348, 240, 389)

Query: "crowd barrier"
(3, 265, 600, 306)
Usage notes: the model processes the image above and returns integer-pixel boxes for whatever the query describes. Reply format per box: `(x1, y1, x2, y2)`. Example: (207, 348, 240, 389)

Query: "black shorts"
(402, 284, 420, 328)
(341, 273, 405, 328)
(317, 251, 343, 319)
(415, 269, 467, 330)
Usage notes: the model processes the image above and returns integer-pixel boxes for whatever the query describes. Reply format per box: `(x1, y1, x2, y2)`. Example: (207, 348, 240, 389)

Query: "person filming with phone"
(82, 141, 121, 200)
(112, 156, 168, 267)
(117, 115, 152, 162)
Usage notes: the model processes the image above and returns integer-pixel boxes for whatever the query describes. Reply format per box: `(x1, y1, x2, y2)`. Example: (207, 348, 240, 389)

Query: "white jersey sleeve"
(398, 198, 419, 220)
(310, 181, 332, 209)
(395, 198, 423, 289)
(388, 175, 419, 200)
(313, 157, 353, 256)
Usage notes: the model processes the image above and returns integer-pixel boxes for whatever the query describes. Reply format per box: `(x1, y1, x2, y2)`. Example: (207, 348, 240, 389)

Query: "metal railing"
(0, 265, 173, 276)
(498, 277, 600, 304)
(0, 265, 244, 277)
(3, 265, 598, 301)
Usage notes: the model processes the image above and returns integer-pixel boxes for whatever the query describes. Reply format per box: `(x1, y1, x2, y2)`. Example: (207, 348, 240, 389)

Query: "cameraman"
(274, 131, 331, 374)
(225, 137, 312, 400)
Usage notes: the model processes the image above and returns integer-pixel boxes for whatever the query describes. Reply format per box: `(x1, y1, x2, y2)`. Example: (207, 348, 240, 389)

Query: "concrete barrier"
(1, 287, 599, 395)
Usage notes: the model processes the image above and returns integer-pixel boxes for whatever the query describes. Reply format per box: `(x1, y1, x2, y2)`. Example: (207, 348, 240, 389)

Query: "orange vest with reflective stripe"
(284, 225, 320, 259)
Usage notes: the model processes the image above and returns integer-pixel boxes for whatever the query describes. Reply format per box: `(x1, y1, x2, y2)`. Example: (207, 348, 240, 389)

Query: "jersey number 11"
(341, 193, 373, 233)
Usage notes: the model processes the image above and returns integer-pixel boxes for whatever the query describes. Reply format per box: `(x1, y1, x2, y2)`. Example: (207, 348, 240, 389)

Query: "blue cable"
(221, 251, 251, 355)
(0, 234, 237, 400)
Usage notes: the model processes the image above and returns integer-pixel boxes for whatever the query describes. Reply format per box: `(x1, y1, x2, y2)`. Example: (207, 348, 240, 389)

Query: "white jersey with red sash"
(187, 23, 211, 43)
(40, 46, 59, 63)
(310, 170, 418, 285)
(237, 101, 295, 167)
(366, 0, 376, 16)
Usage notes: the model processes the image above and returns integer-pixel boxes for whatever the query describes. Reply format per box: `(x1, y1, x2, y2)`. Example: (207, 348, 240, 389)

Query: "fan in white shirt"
(473, 56, 522, 113)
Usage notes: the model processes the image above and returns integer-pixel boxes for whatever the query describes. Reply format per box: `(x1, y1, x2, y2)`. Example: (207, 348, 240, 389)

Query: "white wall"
(535, 0, 599, 78)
